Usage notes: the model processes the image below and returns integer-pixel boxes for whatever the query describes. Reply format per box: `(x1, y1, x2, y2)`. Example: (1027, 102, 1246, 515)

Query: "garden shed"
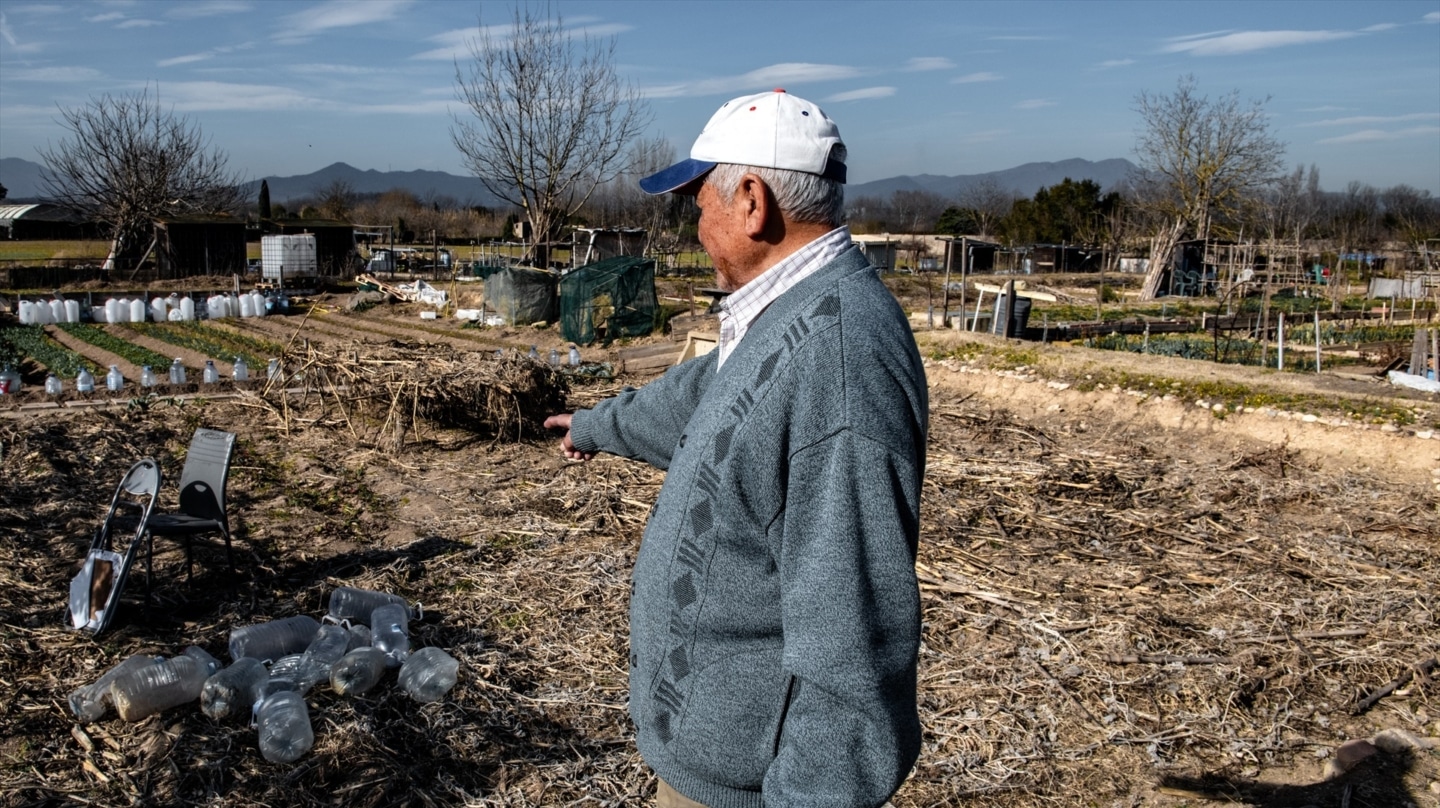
(558, 256, 658, 346)
(154, 215, 247, 278)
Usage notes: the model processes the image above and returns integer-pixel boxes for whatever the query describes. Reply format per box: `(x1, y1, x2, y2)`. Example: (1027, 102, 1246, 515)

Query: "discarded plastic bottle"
(75, 367, 95, 393)
(568, 346, 581, 366)
(346, 623, 372, 651)
(233, 356, 248, 381)
(228, 615, 321, 663)
(266, 358, 281, 381)
(399, 646, 459, 703)
(140, 365, 157, 388)
(527, 345, 540, 362)
(267, 653, 317, 695)
(68, 654, 159, 723)
(45, 373, 62, 395)
(169, 358, 186, 385)
(330, 647, 388, 696)
(0, 365, 21, 394)
(370, 603, 410, 668)
(295, 624, 350, 689)
(183, 645, 223, 677)
(257, 690, 313, 763)
(105, 365, 124, 392)
(109, 654, 210, 721)
(493, 349, 504, 359)
(548, 348, 560, 366)
(326, 586, 409, 625)
(201, 657, 268, 721)
(202, 360, 219, 384)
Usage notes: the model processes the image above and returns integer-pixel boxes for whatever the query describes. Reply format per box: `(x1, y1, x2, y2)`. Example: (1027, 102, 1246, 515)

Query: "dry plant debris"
(0, 355, 1436, 807)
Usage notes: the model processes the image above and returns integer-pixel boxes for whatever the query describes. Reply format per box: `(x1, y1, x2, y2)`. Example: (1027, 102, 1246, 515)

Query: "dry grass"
(0, 344, 1436, 807)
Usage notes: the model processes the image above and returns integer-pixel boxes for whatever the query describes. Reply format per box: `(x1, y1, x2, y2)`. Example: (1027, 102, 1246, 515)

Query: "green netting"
(559, 256, 659, 346)
(484, 266, 558, 325)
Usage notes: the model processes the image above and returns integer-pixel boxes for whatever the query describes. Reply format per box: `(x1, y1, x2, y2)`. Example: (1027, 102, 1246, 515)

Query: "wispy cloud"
(117, 19, 162, 29)
(276, 0, 412, 43)
(1425, 12, 1440, 23)
(1317, 126, 1440, 144)
(412, 18, 631, 61)
(0, 12, 16, 46)
(1097, 58, 1135, 69)
(643, 63, 865, 99)
(289, 63, 386, 76)
(8, 65, 104, 82)
(86, 11, 124, 23)
(364, 99, 457, 115)
(1014, 98, 1056, 110)
(1163, 29, 1357, 55)
(1361, 23, 1399, 33)
(989, 35, 1054, 41)
(167, 1, 250, 19)
(951, 71, 1001, 84)
(162, 81, 326, 112)
(158, 53, 211, 67)
(904, 56, 953, 72)
(825, 86, 896, 102)
(1302, 112, 1440, 127)
(1299, 105, 1346, 112)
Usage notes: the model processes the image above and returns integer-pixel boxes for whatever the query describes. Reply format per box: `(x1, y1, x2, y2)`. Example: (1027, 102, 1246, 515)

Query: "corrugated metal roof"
(0, 203, 43, 223)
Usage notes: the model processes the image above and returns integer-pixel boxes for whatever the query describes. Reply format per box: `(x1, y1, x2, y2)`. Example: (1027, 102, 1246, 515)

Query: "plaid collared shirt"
(715, 226, 853, 369)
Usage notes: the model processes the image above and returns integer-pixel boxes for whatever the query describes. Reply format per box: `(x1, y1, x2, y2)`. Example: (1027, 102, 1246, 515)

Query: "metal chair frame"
(68, 458, 162, 634)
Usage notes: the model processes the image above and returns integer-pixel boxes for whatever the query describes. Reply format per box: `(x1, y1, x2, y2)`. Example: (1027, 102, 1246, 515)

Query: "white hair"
(705, 155, 846, 228)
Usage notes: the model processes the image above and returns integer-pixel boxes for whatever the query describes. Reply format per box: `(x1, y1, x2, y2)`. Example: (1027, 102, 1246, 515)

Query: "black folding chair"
(141, 428, 237, 606)
(68, 458, 162, 634)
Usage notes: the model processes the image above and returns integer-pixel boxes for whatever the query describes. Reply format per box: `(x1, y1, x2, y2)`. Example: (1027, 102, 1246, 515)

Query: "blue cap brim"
(639, 158, 716, 195)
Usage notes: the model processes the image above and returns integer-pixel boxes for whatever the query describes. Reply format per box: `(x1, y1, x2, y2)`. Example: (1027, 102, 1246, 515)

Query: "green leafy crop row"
(56, 323, 173, 371)
(0, 325, 95, 377)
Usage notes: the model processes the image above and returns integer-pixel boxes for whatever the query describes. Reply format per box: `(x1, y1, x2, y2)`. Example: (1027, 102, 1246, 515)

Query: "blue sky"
(2, 0, 1438, 194)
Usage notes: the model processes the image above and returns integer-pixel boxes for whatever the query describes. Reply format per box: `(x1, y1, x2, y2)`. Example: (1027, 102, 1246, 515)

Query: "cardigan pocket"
(669, 648, 787, 789)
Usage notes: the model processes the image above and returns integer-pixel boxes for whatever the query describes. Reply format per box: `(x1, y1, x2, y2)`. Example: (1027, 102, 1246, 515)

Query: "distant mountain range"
(1, 156, 1136, 207)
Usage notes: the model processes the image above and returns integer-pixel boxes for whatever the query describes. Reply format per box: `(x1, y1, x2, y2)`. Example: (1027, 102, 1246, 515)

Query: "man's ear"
(737, 174, 771, 238)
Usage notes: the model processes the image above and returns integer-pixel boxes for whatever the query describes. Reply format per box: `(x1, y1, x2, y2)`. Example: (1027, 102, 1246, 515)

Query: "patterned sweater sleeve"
(568, 352, 717, 471)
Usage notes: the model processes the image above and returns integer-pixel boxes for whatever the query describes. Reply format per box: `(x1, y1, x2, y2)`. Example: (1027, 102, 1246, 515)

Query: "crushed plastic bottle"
(527, 345, 540, 362)
(267, 653, 316, 695)
(228, 615, 321, 663)
(370, 603, 410, 668)
(330, 647, 388, 696)
(398, 647, 459, 703)
(75, 367, 95, 393)
(346, 623, 372, 651)
(568, 346, 581, 366)
(68, 654, 160, 723)
(109, 654, 211, 721)
(294, 624, 350, 689)
(266, 358, 281, 381)
(326, 586, 409, 625)
(141, 365, 157, 387)
(233, 356, 248, 381)
(169, 358, 186, 385)
(257, 690, 313, 763)
(44, 373, 62, 395)
(105, 365, 124, 392)
(201, 657, 268, 721)
(202, 359, 219, 384)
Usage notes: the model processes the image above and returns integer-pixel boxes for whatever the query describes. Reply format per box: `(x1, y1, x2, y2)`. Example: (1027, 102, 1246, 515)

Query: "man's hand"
(544, 413, 594, 461)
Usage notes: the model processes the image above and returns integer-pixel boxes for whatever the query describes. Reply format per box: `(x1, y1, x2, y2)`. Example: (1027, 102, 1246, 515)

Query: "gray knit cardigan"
(569, 246, 927, 808)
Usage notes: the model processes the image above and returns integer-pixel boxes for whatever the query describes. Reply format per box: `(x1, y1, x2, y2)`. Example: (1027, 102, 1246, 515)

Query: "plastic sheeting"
(485, 266, 558, 325)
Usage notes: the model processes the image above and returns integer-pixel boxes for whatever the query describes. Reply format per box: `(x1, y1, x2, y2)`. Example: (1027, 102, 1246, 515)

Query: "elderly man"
(545, 89, 927, 808)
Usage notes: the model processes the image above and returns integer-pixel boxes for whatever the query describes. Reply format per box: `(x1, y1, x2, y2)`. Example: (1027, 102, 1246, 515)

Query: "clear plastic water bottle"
(346, 623, 372, 651)
(141, 365, 156, 387)
(109, 654, 211, 721)
(183, 645, 222, 677)
(370, 603, 410, 668)
(45, 373, 62, 395)
(399, 646, 459, 703)
(330, 647, 388, 696)
(105, 365, 124, 392)
(548, 348, 560, 366)
(169, 358, 186, 385)
(75, 367, 95, 393)
(266, 358, 281, 381)
(527, 345, 540, 362)
(294, 624, 350, 689)
(494, 348, 504, 359)
(201, 657, 268, 721)
(228, 615, 321, 663)
(0, 365, 21, 394)
(326, 586, 410, 625)
(68, 654, 159, 723)
(257, 690, 313, 763)
(267, 653, 316, 695)
(202, 359, 219, 384)
(233, 356, 249, 381)
(568, 346, 581, 366)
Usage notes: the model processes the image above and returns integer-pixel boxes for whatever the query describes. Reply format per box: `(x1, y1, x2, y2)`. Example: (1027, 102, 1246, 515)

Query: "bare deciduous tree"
(38, 88, 244, 270)
(1133, 75, 1286, 241)
(314, 179, 357, 222)
(451, 6, 650, 265)
(956, 177, 1016, 238)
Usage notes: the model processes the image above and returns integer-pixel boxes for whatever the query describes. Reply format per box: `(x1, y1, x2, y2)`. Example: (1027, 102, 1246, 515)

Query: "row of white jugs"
(15, 292, 271, 325)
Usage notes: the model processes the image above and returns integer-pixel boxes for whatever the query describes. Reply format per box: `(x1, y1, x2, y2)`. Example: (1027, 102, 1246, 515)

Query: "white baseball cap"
(639, 89, 847, 195)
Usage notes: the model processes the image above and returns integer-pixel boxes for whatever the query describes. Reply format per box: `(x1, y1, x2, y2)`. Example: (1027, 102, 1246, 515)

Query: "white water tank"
(262, 234, 318, 283)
